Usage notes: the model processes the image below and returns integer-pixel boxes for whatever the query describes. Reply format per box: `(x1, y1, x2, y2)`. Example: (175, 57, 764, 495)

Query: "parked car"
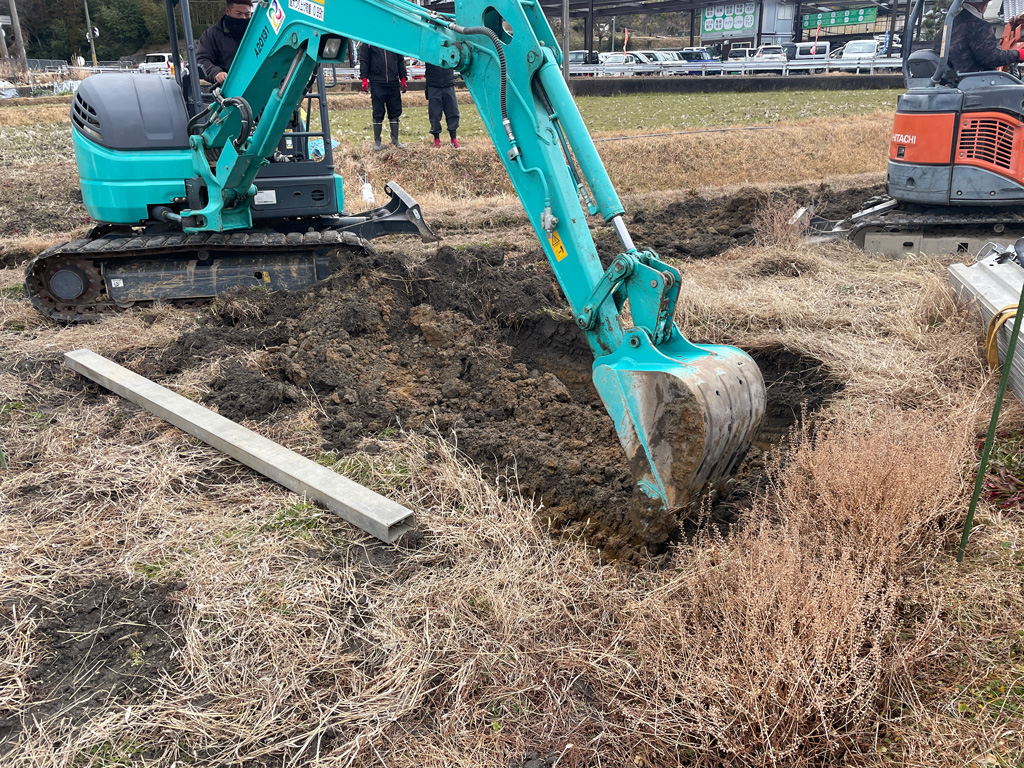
(681, 46, 716, 57)
(724, 46, 755, 74)
(674, 49, 718, 75)
(831, 39, 900, 72)
(600, 51, 650, 75)
(568, 50, 600, 65)
(753, 44, 787, 73)
(781, 41, 831, 73)
(602, 52, 645, 65)
(634, 50, 677, 63)
(138, 52, 174, 74)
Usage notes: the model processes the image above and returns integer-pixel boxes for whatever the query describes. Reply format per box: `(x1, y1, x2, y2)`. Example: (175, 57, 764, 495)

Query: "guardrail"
(567, 56, 904, 77)
(16, 57, 903, 86)
(26, 58, 68, 71)
(317, 58, 903, 80)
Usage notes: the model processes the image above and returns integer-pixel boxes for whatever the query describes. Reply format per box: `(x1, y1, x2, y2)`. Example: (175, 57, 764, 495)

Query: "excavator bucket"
(593, 329, 766, 511)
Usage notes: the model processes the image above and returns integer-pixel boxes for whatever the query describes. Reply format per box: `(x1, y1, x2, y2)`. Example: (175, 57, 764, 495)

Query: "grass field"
(2, 87, 1024, 768)
(325, 88, 904, 143)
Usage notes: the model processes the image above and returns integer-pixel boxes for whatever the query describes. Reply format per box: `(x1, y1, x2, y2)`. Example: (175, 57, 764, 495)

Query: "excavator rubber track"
(812, 199, 1024, 255)
(26, 226, 370, 323)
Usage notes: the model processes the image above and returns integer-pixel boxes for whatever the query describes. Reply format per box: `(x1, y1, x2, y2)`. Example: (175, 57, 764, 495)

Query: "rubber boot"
(372, 122, 382, 151)
(432, 133, 441, 148)
(390, 120, 405, 149)
(450, 130, 460, 149)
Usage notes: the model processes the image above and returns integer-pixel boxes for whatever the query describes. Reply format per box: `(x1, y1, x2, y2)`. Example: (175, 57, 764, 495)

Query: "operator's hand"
(400, 77, 407, 93)
(215, 71, 227, 84)
(361, 78, 369, 93)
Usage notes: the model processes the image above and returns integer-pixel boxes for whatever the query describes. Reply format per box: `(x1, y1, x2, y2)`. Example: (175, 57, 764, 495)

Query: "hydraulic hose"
(448, 23, 513, 144)
(212, 88, 254, 150)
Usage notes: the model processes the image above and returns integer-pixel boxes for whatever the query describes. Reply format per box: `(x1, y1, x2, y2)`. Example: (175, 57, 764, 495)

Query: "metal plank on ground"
(63, 348, 414, 543)
(949, 260, 1024, 400)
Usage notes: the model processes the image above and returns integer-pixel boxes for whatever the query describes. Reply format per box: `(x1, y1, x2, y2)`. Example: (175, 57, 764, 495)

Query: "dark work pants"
(427, 85, 460, 135)
(370, 82, 403, 126)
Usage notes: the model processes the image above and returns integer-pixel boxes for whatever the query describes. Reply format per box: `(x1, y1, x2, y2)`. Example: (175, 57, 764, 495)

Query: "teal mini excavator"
(27, 0, 766, 513)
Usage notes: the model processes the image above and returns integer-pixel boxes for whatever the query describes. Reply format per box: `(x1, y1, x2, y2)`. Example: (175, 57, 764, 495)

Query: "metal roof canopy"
(420, 0, 901, 22)
(418, 0, 908, 80)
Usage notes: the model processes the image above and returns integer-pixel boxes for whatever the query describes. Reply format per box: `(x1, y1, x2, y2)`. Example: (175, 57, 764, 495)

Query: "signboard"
(0, 15, 11, 24)
(801, 6, 877, 29)
(702, 3, 759, 41)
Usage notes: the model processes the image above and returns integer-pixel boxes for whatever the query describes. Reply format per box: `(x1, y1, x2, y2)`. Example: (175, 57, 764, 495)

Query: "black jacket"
(424, 63, 456, 88)
(196, 16, 245, 81)
(358, 45, 407, 83)
(933, 7, 1019, 73)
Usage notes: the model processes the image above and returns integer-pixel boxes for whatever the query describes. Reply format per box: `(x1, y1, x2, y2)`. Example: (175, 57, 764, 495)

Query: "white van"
(138, 52, 175, 74)
(782, 41, 831, 72)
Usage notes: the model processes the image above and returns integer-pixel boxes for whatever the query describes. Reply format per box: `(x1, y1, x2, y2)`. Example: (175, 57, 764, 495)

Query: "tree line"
(15, 0, 224, 62)
(14, 0, 698, 65)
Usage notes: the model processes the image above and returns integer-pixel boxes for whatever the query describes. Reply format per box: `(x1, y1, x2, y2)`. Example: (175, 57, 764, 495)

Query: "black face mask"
(223, 15, 249, 39)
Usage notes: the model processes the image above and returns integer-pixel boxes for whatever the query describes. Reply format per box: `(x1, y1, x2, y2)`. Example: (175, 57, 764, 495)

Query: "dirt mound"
(138, 185, 849, 559)
(619, 182, 884, 260)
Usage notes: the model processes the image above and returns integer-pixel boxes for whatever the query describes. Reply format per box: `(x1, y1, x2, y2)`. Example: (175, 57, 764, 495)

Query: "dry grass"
(0, 105, 70, 127)
(2, 95, 1024, 768)
(0, 398, 1003, 767)
(338, 114, 890, 215)
(675, 240, 985, 408)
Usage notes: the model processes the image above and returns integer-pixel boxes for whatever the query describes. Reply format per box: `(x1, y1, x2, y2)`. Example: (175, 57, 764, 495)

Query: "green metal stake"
(958, 276, 1024, 563)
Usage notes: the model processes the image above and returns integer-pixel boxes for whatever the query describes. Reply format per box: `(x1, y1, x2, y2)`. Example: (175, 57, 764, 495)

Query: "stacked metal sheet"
(949, 257, 1024, 399)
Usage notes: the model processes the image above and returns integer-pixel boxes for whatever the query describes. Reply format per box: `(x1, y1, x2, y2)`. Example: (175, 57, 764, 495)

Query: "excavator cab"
(890, 0, 1024, 207)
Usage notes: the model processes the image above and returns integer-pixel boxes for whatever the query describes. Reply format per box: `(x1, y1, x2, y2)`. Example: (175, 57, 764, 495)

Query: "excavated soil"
(613, 182, 884, 260)
(134, 185, 856, 560)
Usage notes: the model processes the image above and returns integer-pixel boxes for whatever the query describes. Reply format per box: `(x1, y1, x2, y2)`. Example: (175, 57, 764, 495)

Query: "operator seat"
(907, 48, 943, 79)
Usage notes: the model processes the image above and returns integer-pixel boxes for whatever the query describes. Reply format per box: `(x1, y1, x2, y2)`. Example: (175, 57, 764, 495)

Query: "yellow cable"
(986, 304, 1018, 369)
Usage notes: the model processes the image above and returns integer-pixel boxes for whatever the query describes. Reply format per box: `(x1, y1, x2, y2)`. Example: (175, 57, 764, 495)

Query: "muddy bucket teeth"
(593, 329, 766, 511)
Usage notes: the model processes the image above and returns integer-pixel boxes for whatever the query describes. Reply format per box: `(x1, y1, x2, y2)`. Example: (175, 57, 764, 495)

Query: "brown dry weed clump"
(0, 105, 70, 128)
(621, 409, 971, 764)
(335, 114, 891, 218)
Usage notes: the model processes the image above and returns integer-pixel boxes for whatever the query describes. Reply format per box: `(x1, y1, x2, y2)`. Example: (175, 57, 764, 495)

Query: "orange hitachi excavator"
(815, 0, 1024, 255)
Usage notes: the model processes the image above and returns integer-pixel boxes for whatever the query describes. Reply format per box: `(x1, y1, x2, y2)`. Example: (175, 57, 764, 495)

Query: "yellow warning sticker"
(550, 230, 568, 262)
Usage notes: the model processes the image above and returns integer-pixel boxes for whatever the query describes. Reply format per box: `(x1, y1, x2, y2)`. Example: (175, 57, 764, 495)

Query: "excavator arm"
(169, 0, 765, 511)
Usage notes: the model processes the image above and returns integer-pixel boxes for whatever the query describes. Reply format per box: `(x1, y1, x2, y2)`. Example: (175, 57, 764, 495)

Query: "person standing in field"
(358, 44, 408, 150)
(196, 0, 255, 84)
(424, 63, 460, 148)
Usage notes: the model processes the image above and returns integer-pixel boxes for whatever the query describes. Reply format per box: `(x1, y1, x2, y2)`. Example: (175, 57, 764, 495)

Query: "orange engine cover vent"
(957, 116, 1017, 172)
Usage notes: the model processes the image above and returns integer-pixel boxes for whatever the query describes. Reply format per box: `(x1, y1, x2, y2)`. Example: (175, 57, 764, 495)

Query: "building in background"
(700, 1, 911, 54)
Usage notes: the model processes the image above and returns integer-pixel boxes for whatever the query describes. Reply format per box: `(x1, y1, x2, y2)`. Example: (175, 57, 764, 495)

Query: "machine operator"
(197, 0, 255, 84)
(936, 0, 1024, 73)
